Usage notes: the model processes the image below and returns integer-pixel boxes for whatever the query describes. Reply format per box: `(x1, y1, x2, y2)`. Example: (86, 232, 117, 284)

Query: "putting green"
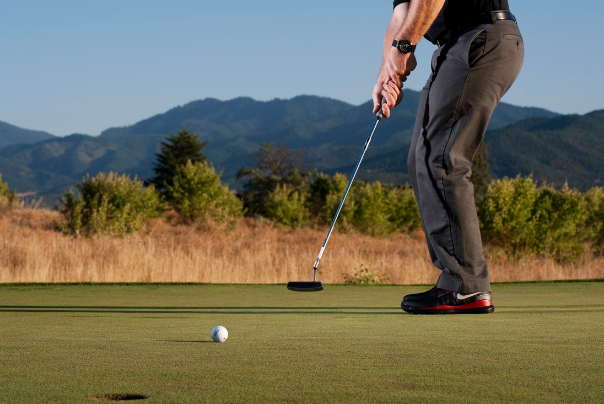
(1, 282, 603, 403)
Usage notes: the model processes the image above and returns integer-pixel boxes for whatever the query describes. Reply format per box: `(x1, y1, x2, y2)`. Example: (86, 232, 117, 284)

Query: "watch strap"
(392, 39, 416, 54)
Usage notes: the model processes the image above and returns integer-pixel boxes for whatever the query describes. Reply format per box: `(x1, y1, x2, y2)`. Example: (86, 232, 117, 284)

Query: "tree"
(150, 128, 208, 200)
(236, 143, 311, 216)
(167, 160, 243, 229)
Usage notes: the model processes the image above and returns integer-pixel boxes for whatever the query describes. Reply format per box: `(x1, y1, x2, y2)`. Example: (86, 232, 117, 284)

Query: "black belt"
(435, 10, 517, 47)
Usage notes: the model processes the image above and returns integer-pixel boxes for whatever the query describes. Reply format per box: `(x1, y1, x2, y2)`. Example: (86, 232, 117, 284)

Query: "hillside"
(357, 109, 604, 190)
(0, 93, 565, 205)
(486, 110, 604, 189)
(0, 133, 165, 205)
(0, 121, 55, 149)
(91, 91, 560, 185)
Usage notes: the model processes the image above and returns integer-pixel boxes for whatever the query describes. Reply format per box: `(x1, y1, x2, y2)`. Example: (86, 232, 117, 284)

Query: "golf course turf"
(1, 282, 603, 403)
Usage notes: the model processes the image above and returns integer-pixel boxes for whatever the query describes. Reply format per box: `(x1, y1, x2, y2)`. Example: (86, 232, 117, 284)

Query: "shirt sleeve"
(393, 0, 410, 9)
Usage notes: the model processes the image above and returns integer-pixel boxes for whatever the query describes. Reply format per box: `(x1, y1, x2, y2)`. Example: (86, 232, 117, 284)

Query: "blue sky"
(1, 0, 602, 136)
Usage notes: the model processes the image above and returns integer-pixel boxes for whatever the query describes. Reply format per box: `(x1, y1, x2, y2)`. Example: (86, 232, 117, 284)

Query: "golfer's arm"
(393, 0, 446, 45)
(380, 3, 409, 71)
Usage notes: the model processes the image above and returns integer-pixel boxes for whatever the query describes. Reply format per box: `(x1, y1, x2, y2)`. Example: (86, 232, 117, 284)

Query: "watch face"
(398, 41, 413, 54)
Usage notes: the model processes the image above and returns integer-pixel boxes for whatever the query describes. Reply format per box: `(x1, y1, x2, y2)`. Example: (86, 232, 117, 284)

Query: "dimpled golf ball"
(211, 326, 228, 343)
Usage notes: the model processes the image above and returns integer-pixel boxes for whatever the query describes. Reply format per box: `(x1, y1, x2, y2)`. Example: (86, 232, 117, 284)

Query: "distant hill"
(98, 91, 557, 182)
(486, 109, 604, 189)
(0, 133, 165, 205)
(0, 93, 564, 206)
(357, 109, 604, 190)
(0, 121, 55, 149)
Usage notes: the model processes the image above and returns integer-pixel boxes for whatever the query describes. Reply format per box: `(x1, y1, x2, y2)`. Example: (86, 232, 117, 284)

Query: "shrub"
(585, 187, 604, 256)
(349, 182, 421, 236)
(531, 184, 587, 263)
(351, 182, 390, 236)
(58, 172, 162, 236)
(264, 184, 308, 228)
(237, 143, 310, 217)
(307, 176, 420, 236)
(478, 175, 541, 257)
(343, 265, 390, 285)
(167, 160, 243, 229)
(479, 175, 588, 263)
(307, 173, 354, 231)
(0, 173, 17, 208)
(58, 189, 83, 234)
(384, 185, 421, 233)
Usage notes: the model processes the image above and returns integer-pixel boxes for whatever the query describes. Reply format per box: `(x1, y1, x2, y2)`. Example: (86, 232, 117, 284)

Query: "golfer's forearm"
(393, 0, 445, 45)
(381, 3, 409, 69)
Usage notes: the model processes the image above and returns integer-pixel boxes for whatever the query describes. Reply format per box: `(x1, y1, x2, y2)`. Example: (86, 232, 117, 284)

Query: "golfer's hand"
(373, 52, 417, 118)
(385, 48, 417, 88)
(373, 78, 402, 119)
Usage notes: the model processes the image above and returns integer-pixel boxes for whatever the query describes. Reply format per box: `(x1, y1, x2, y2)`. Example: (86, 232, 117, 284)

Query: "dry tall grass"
(1, 207, 602, 284)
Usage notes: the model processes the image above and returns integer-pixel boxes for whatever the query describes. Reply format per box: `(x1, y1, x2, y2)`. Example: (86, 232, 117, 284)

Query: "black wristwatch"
(392, 39, 416, 54)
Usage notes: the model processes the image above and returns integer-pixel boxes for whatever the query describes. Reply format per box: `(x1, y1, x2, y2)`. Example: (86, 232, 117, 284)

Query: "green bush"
(298, 174, 421, 235)
(478, 175, 541, 257)
(237, 143, 311, 217)
(585, 187, 604, 256)
(532, 184, 587, 263)
(58, 172, 162, 236)
(0, 173, 17, 208)
(478, 175, 588, 263)
(349, 182, 421, 236)
(167, 160, 243, 229)
(343, 265, 390, 285)
(384, 185, 421, 233)
(307, 173, 354, 231)
(351, 182, 390, 236)
(264, 184, 308, 228)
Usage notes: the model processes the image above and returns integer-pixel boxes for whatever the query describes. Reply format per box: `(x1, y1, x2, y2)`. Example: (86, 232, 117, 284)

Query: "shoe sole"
(401, 301, 495, 315)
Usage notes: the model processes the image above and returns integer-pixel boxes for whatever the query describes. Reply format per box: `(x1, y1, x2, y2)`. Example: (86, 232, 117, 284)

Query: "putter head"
(286, 281, 324, 292)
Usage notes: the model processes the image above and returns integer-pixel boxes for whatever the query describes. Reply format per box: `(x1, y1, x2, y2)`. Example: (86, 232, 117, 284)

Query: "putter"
(287, 107, 385, 292)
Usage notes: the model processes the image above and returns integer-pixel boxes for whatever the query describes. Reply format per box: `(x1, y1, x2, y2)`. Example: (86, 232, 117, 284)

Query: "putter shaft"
(313, 113, 382, 271)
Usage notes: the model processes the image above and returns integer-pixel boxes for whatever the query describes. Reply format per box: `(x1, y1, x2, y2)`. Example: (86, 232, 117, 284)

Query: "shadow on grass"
(498, 304, 604, 313)
(0, 305, 400, 315)
(2, 304, 604, 315)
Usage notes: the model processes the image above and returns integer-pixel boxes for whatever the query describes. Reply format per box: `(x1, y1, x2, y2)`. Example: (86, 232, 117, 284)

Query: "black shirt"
(392, 0, 511, 43)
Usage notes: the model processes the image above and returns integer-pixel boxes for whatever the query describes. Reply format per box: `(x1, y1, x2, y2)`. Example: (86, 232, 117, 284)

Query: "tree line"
(1, 128, 602, 264)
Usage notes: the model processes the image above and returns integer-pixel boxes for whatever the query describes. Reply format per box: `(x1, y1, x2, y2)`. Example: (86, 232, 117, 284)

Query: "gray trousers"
(407, 20, 524, 293)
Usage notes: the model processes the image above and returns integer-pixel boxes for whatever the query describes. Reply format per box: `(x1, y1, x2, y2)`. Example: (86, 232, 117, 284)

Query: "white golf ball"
(211, 326, 228, 343)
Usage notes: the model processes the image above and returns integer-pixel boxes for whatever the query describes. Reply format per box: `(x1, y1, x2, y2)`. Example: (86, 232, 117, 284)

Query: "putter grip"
(376, 99, 386, 120)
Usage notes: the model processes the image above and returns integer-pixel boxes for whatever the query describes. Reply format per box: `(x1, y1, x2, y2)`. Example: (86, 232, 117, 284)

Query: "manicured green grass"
(1, 282, 603, 403)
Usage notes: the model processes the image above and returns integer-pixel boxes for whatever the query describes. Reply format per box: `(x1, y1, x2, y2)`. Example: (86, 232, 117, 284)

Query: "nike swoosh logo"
(456, 292, 481, 300)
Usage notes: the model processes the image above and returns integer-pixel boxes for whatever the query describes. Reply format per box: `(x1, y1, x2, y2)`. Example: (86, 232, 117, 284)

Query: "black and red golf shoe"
(401, 287, 494, 314)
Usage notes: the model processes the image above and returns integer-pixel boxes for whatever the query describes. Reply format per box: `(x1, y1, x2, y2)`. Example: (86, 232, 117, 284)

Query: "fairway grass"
(1, 282, 603, 403)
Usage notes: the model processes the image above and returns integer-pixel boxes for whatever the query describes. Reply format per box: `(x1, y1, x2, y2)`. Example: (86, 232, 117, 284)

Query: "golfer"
(374, 0, 523, 314)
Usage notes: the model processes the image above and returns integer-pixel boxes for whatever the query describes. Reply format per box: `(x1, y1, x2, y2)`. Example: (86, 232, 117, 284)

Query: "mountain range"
(0, 121, 55, 149)
(0, 91, 601, 206)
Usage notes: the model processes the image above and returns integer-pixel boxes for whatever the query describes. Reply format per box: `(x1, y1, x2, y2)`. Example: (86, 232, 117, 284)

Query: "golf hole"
(88, 394, 148, 401)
